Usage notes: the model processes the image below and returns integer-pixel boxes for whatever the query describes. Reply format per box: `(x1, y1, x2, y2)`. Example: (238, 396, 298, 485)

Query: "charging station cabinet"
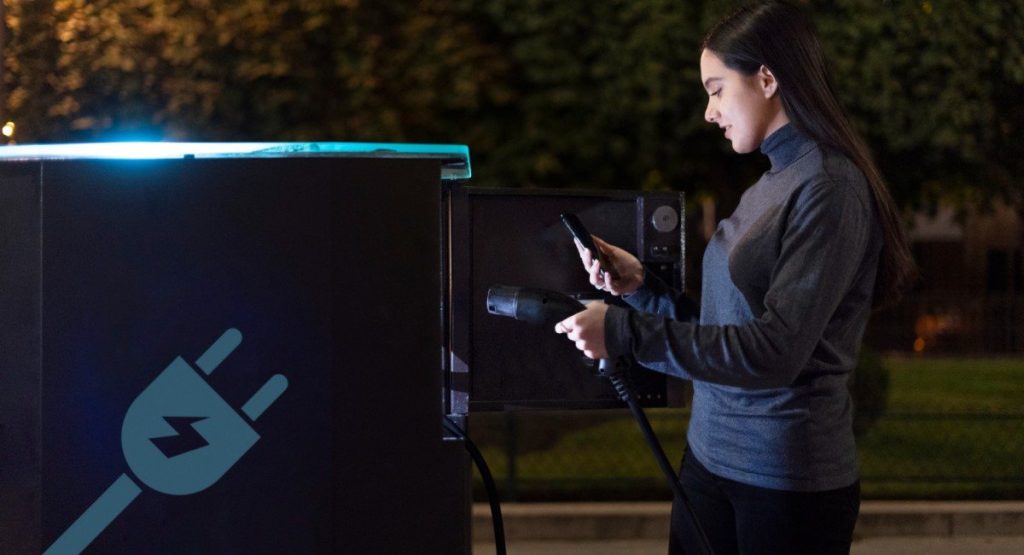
(0, 143, 684, 553)
(0, 144, 472, 554)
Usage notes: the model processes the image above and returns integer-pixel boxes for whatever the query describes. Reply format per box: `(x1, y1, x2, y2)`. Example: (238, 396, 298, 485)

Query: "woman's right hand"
(575, 235, 644, 296)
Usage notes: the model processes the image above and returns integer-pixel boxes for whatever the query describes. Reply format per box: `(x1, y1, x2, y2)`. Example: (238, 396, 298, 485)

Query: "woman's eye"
(711, 89, 722, 97)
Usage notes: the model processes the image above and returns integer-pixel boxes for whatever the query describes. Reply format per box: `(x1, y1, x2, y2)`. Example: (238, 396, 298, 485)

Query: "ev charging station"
(0, 143, 684, 553)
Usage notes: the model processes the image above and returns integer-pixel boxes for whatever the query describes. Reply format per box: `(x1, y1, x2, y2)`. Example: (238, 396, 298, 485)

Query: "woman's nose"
(705, 102, 717, 124)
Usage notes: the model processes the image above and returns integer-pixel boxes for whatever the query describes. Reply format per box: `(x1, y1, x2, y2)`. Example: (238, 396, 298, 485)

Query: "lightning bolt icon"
(150, 416, 210, 458)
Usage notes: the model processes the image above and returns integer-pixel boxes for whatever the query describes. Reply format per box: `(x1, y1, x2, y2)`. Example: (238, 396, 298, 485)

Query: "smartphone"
(559, 212, 621, 281)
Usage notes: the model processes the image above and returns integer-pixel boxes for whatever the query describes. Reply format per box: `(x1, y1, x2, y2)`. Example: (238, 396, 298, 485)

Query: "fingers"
(558, 319, 585, 347)
(586, 237, 621, 292)
(590, 236, 643, 296)
(554, 318, 572, 336)
(576, 240, 595, 271)
(552, 317, 585, 344)
(588, 257, 606, 289)
(575, 236, 621, 293)
(554, 319, 581, 342)
(555, 306, 607, 359)
(591, 236, 614, 264)
(577, 241, 607, 291)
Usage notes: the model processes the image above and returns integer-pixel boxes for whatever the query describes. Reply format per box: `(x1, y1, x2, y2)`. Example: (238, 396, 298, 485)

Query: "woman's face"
(700, 49, 788, 154)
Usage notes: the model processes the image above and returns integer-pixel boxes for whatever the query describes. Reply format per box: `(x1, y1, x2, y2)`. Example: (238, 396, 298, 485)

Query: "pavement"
(471, 501, 1024, 554)
(472, 537, 1024, 554)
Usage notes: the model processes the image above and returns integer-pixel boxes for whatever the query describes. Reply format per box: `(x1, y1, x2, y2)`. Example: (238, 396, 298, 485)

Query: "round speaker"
(651, 205, 679, 233)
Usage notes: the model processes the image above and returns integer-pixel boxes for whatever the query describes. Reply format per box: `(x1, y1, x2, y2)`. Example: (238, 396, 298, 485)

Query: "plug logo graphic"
(45, 328, 288, 555)
(150, 417, 210, 459)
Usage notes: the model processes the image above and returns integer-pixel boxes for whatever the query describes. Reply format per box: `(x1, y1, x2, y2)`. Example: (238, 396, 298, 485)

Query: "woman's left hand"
(554, 302, 609, 359)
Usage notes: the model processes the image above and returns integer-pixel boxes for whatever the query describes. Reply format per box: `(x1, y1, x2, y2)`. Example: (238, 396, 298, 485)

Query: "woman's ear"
(759, 65, 779, 98)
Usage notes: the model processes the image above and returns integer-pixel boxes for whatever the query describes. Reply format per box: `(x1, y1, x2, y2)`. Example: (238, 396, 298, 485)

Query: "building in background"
(868, 202, 1023, 354)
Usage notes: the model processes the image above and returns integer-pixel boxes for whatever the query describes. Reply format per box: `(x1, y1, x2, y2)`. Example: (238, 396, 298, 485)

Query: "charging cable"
(486, 285, 715, 554)
(598, 358, 715, 555)
(443, 416, 507, 555)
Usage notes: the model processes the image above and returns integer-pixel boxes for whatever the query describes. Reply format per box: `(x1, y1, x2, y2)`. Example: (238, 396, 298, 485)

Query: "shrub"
(849, 347, 890, 438)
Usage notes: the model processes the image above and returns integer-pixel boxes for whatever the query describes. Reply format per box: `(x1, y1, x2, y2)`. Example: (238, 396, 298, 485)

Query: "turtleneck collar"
(760, 123, 815, 173)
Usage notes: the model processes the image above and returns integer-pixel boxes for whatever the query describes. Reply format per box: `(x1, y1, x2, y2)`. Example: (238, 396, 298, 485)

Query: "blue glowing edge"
(0, 142, 472, 180)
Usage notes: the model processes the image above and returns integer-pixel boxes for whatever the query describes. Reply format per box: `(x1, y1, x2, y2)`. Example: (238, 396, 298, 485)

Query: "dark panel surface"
(0, 164, 43, 554)
(0, 157, 467, 553)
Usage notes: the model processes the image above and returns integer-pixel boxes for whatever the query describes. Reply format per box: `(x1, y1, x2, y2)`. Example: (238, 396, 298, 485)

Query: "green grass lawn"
(469, 356, 1024, 500)
(857, 355, 1024, 498)
(883, 355, 1024, 412)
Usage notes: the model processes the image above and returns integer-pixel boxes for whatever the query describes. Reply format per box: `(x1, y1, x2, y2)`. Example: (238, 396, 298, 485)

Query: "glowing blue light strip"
(0, 142, 285, 159)
(0, 142, 471, 179)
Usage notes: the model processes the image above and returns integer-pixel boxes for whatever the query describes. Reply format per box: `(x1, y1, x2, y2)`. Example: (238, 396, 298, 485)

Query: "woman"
(554, 2, 915, 553)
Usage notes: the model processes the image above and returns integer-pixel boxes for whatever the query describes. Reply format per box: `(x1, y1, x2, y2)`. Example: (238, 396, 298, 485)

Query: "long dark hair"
(704, 1, 916, 309)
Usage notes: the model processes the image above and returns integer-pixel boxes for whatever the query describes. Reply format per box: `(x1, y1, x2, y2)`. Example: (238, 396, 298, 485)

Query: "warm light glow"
(1, 122, 15, 138)
(913, 337, 926, 353)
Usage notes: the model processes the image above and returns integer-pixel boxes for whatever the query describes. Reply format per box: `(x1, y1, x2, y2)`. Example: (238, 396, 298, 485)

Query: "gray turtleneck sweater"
(605, 124, 882, 492)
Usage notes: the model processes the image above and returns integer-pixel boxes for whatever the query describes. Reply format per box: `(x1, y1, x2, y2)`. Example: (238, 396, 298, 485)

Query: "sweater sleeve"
(605, 179, 875, 389)
(622, 271, 700, 323)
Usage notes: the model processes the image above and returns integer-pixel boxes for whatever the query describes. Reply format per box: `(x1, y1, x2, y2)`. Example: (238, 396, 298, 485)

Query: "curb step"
(472, 502, 1024, 541)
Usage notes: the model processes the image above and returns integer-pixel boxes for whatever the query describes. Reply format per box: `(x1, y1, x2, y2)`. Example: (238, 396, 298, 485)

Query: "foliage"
(812, 0, 1024, 208)
(848, 346, 889, 438)
(3, 0, 1023, 206)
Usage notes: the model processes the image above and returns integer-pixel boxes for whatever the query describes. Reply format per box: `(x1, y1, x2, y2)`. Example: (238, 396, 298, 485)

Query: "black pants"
(670, 450, 860, 555)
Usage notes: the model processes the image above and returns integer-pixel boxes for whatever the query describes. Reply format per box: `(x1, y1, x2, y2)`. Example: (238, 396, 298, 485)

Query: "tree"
(3, 0, 1022, 209)
(813, 0, 1024, 209)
